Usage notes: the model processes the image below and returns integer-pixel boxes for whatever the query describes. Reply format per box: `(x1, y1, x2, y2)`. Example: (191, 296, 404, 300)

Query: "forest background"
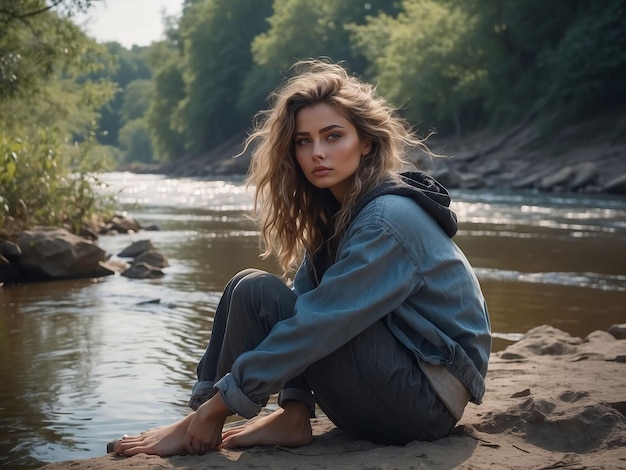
(1, 0, 625, 231)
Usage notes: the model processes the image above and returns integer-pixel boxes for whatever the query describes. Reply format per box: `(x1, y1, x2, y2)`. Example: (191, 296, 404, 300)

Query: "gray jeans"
(190, 269, 456, 445)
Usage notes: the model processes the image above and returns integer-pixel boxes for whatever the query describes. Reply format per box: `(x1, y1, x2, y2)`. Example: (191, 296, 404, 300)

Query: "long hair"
(245, 59, 430, 276)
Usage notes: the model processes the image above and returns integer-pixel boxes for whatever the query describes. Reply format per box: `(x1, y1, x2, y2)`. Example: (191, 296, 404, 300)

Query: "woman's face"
(294, 103, 371, 202)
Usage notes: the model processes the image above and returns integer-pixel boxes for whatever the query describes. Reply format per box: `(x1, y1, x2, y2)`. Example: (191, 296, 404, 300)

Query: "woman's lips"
(312, 166, 331, 176)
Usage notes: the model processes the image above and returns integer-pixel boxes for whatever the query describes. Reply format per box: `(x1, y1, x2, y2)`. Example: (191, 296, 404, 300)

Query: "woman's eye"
(295, 137, 310, 145)
(327, 132, 341, 140)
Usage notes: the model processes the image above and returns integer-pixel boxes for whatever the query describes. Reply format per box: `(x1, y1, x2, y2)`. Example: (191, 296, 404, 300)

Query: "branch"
(15, 0, 65, 20)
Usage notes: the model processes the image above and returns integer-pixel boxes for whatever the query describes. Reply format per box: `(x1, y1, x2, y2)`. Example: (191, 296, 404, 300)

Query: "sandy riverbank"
(37, 325, 626, 470)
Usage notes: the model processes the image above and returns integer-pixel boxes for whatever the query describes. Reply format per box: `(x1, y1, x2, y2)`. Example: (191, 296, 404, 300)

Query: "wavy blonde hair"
(245, 59, 429, 276)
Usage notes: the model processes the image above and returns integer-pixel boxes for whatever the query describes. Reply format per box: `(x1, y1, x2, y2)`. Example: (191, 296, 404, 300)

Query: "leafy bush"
(0, 128, 115, 235)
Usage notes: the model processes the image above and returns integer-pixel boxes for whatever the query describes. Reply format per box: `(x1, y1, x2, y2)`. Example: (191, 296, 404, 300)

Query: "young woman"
(113, 59, 491, 456)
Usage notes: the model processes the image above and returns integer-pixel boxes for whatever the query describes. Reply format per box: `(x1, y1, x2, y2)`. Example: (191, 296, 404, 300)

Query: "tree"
(238, 0, 401, 117)
(538, 0, 626, 118)
(0, 0, 116, 230)
(172, 0, 273, 157)
(120, 79, 154, 125)
(145, 41, 187, 161)
(0, 0, 105, 100)
(87, 42, 152, 147)
(118, 119, 154, 163)
(349, 0, 489, 136)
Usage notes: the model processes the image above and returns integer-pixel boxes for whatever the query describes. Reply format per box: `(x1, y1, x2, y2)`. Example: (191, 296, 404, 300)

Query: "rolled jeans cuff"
(188, 380, 216, 410)
(214, 373, 262, 419)
(278, 388, 316, 418)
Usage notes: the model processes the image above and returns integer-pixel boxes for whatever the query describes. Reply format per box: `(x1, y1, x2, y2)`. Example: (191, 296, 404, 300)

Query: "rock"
(16, 227, 109, 280)
(133, 250, 169, 268)
(0, 245, 22, 283)
(568, 162, 599, 191)
(539, 166, 574, 191)
(0, 261, 21, 284)
(512, 172, 543, 189)
(103, 214, 142, 234)
(603, 173, 626, 194)
(432, 168, 463, 189)
(477, 160, 504, 177)
(0, 240, 21, 260)
(118, 239, 155, 258)
(608, 324, 626, 340)
(79, 226, 99, 241)
(99, 259, 130, 275)
(122, 261, 165, 279)
(460, 172, 485, 189)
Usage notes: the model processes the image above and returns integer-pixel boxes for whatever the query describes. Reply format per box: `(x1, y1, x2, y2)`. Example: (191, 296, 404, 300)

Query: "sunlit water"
(1, 172, 624, 468)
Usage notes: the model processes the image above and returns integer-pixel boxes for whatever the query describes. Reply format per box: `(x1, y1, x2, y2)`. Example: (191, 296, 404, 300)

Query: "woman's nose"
(312, 140, 325, 159)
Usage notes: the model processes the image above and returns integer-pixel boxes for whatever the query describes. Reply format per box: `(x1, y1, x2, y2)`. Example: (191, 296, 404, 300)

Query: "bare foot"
(114, 413, 194, 457)
(220, 402, 312, 449)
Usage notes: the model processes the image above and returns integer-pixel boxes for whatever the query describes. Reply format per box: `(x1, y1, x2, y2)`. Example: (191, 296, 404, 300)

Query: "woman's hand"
(183, 392, 232, 454)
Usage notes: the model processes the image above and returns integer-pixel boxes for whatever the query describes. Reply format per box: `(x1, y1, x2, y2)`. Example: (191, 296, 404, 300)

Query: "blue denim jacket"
(215, 173, 491, 418)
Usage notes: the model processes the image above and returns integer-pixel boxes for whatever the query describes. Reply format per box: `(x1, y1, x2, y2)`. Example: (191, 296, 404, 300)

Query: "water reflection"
(1, 172, 625, 468)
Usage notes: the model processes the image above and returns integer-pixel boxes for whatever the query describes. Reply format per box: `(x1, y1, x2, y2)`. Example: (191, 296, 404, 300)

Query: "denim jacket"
(215, 172, 491, 418)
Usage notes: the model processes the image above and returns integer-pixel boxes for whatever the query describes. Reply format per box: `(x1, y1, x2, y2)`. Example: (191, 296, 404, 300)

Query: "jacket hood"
(351, 171, 458, 238)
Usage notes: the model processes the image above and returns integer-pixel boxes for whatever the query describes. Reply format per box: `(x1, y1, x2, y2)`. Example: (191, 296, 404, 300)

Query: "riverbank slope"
(38, 324, 626, 470)
(143, 112, 626, 194)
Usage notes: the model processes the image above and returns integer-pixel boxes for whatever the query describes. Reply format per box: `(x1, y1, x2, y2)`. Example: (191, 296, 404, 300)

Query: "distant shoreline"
(118, 115, 626, 195)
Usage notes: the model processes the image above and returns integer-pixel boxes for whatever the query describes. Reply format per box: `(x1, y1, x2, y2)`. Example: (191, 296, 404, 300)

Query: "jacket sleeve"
(291, 257, 316, 296)
(214, 219, 423, 418)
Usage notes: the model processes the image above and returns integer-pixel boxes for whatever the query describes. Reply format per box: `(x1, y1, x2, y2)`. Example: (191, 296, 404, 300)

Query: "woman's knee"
(230, 270, 296, 324)
(228, 268, 265, 289)
(232, 269, 282, 296)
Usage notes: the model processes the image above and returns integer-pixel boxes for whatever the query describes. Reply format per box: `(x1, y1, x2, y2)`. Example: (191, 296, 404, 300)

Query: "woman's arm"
(215, 217, 422, 417)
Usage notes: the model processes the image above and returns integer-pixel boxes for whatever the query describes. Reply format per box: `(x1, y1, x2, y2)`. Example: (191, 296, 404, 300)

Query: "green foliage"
(349, 0, 489, 136)
(121, 79, 154, 125)
(88, 42, 152, 147)
(118, 119, 154, 163)
(145, 42, 187, 161)
(239, 0, 401, 117)
(538, 1, 626, 118)
(6, 0, 620, 179)
(173, 0, 273, 157)
(349, 0, 626, 133)
(0, 128, 115, 232)
(0, 0, 116, 231)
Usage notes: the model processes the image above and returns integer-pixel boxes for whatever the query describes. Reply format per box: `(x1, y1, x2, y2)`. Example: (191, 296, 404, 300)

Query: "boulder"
(118, 239, 155, 258)
(0, 240, 21, 260)
(102, 214, 142, 234)
(431, 168, 463, 189)
(568, 162, 599, 191)
(477, 160, 504, 177)
(0, 258, 21, 283)
(538, 166, 574, 191)
(603, 173, 626, 194)
(512, 172, 543, 189)
(460, 172, 485, 189)
(133, 250, 169, 268)
(608, 324, 626, 340)
(122, 261, 165, 279)
(16, 227, 108, 280)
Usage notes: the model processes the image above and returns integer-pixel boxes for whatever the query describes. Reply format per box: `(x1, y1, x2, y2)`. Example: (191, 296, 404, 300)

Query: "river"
(1, 171, 625, 468)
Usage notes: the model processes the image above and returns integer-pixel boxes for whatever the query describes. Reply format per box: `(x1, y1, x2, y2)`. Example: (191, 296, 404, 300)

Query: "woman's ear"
(361, 139, 372, 156)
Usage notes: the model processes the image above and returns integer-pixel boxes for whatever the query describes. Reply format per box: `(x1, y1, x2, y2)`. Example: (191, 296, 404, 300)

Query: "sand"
(37, 325, 626, 470)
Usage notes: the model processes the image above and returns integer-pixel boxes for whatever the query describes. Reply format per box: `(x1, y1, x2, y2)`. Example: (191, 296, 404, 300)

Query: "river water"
(1, 172, 625, 468)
